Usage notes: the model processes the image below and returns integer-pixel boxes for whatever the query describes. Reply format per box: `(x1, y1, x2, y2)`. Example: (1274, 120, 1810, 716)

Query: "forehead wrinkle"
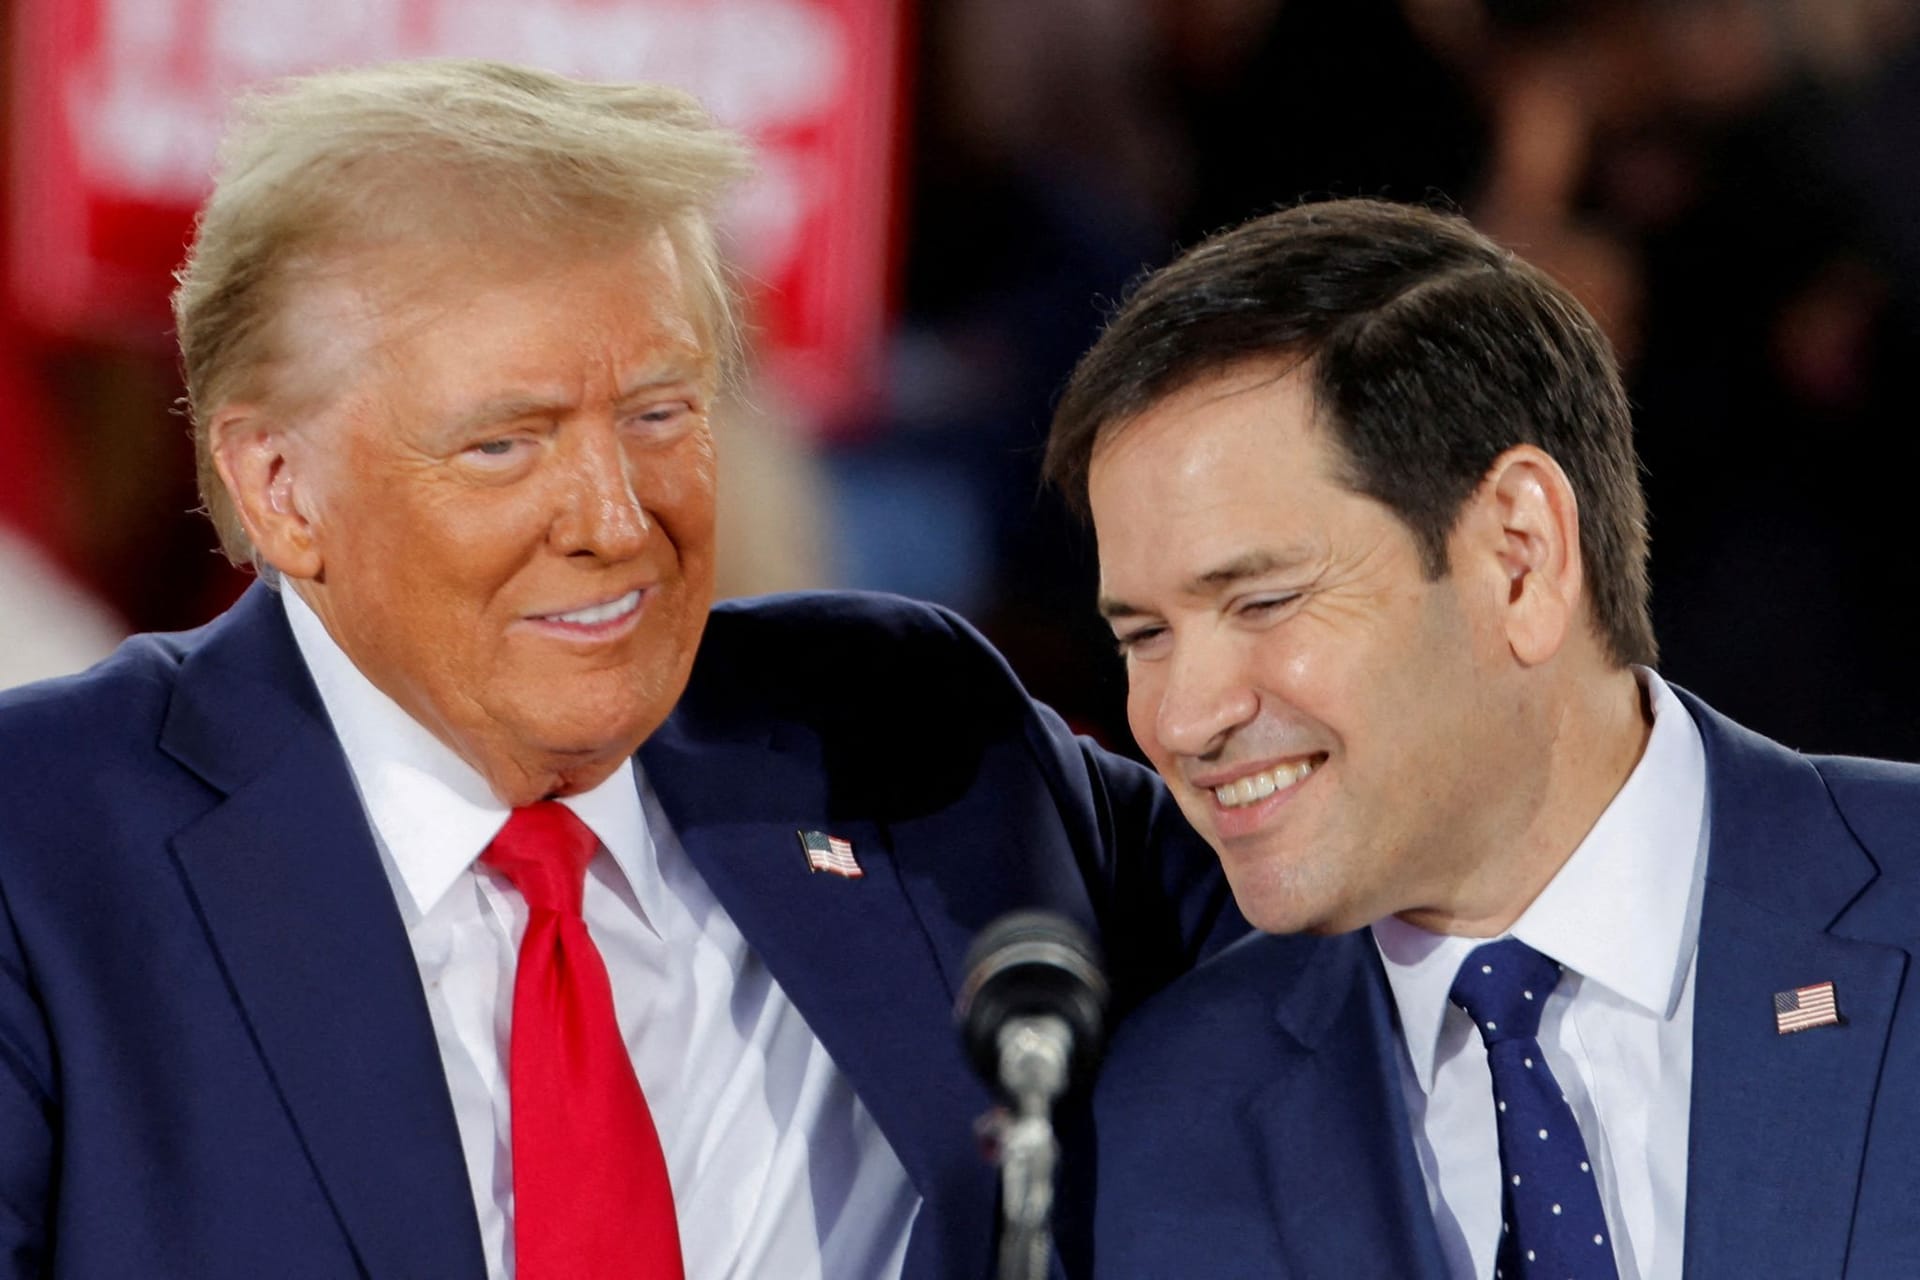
(1191, 548, 1316, 590)
(1097, 545, 1321, 621)
(419, 343, 715, 452)
(615, 353, 712, 402)
(442, 389, 576, 435)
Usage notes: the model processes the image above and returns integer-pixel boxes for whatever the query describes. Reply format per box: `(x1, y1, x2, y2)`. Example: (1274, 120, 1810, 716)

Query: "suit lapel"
(1246, 935, 1448, 1280)
(640, 714, 998, 1280)
(1681, 695, 1909, 1276)
(162, 587, 485, 1279)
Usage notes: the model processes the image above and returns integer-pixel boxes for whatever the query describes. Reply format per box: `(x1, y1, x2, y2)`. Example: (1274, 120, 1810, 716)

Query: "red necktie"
(483, 803, 684, 1280)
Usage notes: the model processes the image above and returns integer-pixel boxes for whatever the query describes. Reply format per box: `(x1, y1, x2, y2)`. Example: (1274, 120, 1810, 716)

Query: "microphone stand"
(989, 1015, 1070, 1280)
(956, 909, 1107, 1280)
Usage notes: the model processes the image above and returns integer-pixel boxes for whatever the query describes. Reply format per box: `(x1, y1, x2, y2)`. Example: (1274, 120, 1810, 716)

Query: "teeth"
(1213, 758, 1318, 808)
(546, 590, 641, 626)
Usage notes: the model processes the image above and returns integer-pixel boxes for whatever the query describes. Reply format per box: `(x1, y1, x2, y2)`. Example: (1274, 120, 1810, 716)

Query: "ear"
(208, 404, 326, 582)
(1468, 444, 1584, 667)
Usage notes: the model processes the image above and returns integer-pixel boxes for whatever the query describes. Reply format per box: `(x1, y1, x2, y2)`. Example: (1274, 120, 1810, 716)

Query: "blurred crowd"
(6, 0, 1920, 759)
(858, 0, 1920, 756)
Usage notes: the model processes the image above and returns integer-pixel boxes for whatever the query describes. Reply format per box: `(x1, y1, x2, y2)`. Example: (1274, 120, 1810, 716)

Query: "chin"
(1228, 863, 1357, 937)
(1242, 902, 1356, 938)
(524, 658, 683, 734)
(529, 708, 656, 761)
(485, 678, 642, 755)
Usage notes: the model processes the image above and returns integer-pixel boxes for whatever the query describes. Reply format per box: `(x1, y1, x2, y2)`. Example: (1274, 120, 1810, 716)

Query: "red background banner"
(7, 0, 905, 427)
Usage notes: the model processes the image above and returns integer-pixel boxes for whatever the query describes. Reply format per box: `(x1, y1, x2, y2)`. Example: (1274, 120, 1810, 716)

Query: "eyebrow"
(444, 392, 574, 435)
(612, 362, 708, 407)
(1097, 548, 1315, 620)
(441, 361, 710, 437)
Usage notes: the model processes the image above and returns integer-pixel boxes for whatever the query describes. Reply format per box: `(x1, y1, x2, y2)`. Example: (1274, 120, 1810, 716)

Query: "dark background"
(6, 0, 1920, 762)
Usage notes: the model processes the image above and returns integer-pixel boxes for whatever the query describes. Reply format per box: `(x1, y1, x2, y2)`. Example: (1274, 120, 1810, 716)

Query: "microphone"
(956, 910, 1110, 1280)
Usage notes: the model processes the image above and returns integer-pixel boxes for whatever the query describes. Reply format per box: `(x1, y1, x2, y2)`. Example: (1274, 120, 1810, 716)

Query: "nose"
(552, 423, 648, 561)
(1150, 637, 1259, 760)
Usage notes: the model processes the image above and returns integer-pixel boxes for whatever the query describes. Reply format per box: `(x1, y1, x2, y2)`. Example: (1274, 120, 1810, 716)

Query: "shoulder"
(668, 590, 1100, 824)
(1808, 753, 1920, 874)
(686, 590, 1036, 735)
(702, 589, 1017, 676)
(1810, 752, 1920, 804)
(1100, 929, 1350, 1096)
(0, 632, 205, 905)
(1680, 685, 1920, 877)
(1091, 927, 1366, 1259)
(0, 608, 242, 835)
(1684, 685, 1920, 913)
(0, 629, 196, 758)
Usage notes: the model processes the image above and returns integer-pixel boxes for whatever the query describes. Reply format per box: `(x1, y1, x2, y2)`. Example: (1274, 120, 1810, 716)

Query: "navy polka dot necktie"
(1450, 938, 1620, 1280)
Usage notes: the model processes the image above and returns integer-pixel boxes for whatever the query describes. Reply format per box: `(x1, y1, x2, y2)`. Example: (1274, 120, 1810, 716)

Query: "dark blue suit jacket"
(0, 585, 1240, 1279)
(1094, 692, 1920, 1278)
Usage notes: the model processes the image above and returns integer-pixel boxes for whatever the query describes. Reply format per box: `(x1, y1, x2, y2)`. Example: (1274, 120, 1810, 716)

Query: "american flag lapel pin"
(1774, 980, 1842, 1034)
(797, 830, 864, 879)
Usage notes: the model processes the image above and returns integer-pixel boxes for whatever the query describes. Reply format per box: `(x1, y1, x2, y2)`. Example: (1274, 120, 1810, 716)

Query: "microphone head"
(956, 909, 1110, 1096)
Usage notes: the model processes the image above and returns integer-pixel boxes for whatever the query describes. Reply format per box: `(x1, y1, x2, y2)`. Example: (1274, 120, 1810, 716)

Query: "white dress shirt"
(282, 588, 920, 1280)
(1374, 668, 1709, 1280)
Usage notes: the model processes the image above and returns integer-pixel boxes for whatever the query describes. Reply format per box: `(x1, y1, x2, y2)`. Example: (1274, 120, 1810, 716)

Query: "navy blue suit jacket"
(1094, 692, 1920, 1277)
(0, 585, 1240, 1279)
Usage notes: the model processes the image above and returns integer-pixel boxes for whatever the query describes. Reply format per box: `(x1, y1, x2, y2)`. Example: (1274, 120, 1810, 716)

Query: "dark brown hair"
(1045, 198, 1654, 667)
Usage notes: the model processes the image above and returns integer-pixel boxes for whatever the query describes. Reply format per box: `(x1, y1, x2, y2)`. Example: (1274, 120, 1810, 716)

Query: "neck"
(1399, 664, 1652, 938)
(474, 750, 627, 808)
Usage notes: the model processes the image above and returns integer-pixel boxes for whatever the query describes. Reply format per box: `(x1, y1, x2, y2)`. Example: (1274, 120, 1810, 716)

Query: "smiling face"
(223, 231, 718, 804)
(1089, 361, 1548, 935)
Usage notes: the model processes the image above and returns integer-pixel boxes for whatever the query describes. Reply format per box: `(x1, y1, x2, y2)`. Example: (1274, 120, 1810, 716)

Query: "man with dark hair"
(1047, 198, 1920, 1278)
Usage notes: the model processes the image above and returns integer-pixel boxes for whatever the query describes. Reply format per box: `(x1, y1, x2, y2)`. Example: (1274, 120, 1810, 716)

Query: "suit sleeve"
(716, 591, 1244, 1010)
(906, 597, 1246, 1013)
(1018, 699, 1249, 1280)
(1031, 700, 1249, 1016)
(0, 870, 53, 1277)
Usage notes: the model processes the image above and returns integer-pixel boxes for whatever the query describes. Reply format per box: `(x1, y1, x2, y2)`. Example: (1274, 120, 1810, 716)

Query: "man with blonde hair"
(0, 61, 1235, 1279)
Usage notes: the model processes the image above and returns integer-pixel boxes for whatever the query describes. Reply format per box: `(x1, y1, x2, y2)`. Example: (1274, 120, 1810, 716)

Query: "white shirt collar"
(279, 586, 652, 926)
(1374, 667, 1710, 1092)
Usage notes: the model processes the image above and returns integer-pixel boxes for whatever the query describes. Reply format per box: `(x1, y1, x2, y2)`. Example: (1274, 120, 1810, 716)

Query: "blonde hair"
(172, 58, 753, 566)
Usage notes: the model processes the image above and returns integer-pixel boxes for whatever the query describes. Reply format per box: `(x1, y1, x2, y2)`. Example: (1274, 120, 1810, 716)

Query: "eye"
(623, 400, 697, 439)
(1234, 593, 1298, 621)
(459, 434, 539, 473)
(1113, 624, 1171, 660)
